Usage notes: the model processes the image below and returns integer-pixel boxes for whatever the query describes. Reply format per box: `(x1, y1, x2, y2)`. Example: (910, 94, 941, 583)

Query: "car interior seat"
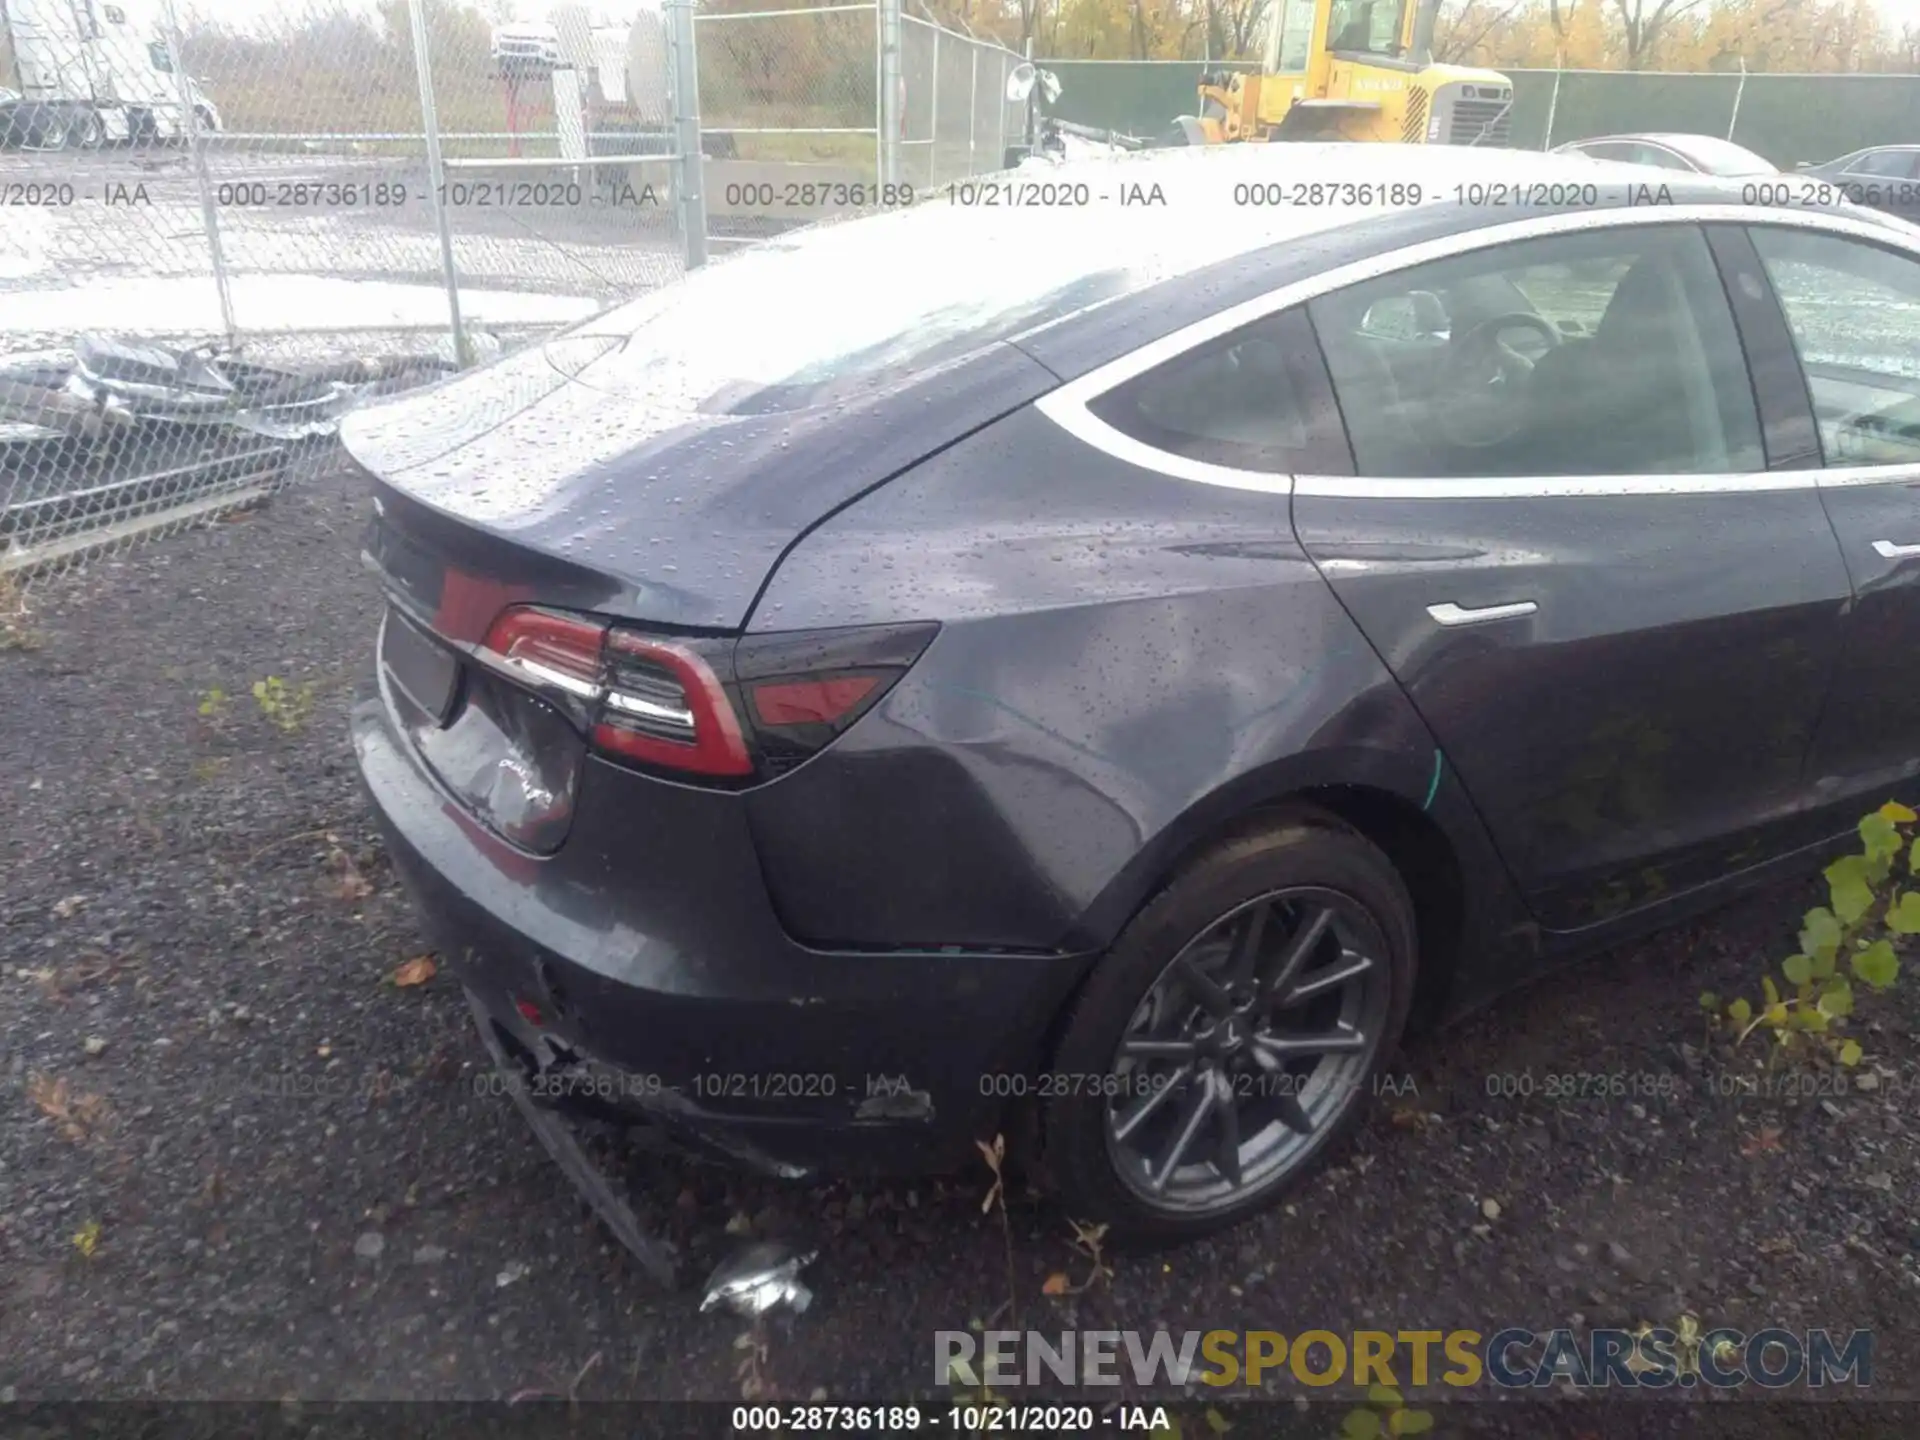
(1520, 253, 1704, 475)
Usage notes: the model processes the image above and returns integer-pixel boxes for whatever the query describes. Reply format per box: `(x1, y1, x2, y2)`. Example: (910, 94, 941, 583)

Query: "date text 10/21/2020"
(1481, 1067, 1920, 1101)
(467, 1066, 1424, 1106)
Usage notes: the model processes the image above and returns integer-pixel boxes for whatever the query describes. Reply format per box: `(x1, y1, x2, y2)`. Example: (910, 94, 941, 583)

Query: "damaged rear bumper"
(352, 696, 1094, 1180)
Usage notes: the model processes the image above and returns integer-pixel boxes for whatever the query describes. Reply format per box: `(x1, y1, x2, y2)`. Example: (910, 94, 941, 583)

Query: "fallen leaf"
(51, 894, 87, 919)
(71, 1220, 101, 1258)
(1741, 1126, 1784, 1158)
(28, 1073, 108, 1142)
(1481, 1197, 1502, 1221)
(1041, 1272, 1070, 1296)
(391, 954, 437, 988)
(321, 847, 374, 902)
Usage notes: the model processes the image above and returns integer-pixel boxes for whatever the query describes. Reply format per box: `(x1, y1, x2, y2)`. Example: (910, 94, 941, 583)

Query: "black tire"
(1040, 810, 1416, 1246)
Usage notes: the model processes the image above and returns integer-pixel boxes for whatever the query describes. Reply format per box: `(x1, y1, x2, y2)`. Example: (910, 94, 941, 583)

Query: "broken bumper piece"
(2, 332, 475, 550)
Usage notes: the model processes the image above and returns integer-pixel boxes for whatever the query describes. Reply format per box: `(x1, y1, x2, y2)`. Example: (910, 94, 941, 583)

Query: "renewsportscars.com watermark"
(937, 1327, 1874, 1391)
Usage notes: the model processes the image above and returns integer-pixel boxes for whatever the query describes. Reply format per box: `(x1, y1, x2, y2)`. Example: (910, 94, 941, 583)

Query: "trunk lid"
(343, 179, 1323, 632)
(345, 327, 1059, 634)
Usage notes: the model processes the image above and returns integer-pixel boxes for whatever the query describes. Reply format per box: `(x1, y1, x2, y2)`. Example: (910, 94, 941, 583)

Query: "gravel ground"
(4, 461, 1920, 1429)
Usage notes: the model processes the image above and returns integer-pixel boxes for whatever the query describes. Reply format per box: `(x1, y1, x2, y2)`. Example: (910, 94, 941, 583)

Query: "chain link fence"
(898, 12, 1022, 191)
(0, 0, 1021, 613)
(0, 0, 692, 601)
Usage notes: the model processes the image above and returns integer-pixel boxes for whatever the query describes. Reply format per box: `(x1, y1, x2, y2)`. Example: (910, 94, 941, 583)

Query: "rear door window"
(1308, 224, 1764, 478)
(1845, 149, 1919, 181)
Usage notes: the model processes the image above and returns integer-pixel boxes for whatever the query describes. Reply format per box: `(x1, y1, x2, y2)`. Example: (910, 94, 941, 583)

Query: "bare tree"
(1891, 21, 1920, 69)
(1434, 0, 1529, 60)
(1014, 0, 1049, 46)
(1206, 0, 1269, 57)
(1607, 0, 1705, 68)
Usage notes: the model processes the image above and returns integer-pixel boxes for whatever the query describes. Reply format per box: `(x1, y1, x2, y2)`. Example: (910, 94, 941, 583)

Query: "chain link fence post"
(928, 26, 940, 188)
(968, 49, 978, 175)
(877, 0, 902, 186)
(161, 0, 236, 350)
(405, 0, 471, 368)
(1726, 58, 1749, 143)
(1542, 66, 1563, 150)
(664, 0, 708, 269)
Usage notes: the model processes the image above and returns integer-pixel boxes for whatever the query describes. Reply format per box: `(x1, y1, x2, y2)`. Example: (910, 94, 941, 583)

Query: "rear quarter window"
(1085, 307, 1353, 474)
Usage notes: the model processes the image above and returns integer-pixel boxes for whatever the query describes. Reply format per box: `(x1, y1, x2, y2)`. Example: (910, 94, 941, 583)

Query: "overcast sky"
(1874, 0, 1920, 31)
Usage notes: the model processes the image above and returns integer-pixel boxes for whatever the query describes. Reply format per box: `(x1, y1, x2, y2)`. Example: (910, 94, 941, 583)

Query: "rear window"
(1664, 136, 1774, 177)
(1086, 306, 1352, 473)
(555, 167, 1444, 416)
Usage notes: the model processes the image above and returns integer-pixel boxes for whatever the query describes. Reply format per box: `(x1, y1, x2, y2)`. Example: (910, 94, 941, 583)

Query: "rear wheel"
(1041, 813, 1416, 1245)
(73, 108, 103, 149)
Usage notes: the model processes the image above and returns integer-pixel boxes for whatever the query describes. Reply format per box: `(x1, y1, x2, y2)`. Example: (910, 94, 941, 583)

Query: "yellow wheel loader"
(1163, 0, 1514, 147)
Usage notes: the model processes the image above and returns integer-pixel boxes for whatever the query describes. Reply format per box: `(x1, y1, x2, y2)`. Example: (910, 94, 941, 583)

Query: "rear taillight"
(482, 607, 604, 699)
(465, 604, 938, 787)
(731, 622, 940, 776)
(594, 633, 753, 778)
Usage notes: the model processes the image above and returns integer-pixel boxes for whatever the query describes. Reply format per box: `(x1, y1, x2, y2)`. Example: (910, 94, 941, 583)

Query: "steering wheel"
(1436, 312, 1563, 449)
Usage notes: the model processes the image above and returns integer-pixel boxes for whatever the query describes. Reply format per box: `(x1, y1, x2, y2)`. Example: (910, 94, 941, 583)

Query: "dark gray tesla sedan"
(349, 144, 1920, 1244)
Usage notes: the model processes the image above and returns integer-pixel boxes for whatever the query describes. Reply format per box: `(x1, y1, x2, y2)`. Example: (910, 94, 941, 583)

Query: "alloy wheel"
(1102, 886, 1391, 1215)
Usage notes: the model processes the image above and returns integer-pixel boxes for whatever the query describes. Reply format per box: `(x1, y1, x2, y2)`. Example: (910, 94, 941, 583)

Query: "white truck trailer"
(0, 0, 221, 148)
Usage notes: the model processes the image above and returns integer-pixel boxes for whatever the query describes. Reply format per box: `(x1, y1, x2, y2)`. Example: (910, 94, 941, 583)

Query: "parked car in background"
(1796, 146, 1920, 223)
(349, 143, 1920, 1249)
(1554, 132, 1776, 177)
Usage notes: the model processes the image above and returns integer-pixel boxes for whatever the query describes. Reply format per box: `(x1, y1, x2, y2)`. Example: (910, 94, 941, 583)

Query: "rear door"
(1293, 218, 1852, 930)
(1748, 221, 1920, 814)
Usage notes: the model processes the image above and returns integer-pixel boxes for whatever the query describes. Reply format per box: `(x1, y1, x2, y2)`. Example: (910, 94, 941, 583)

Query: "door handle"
(1427, 600, 1538, 627)
(1872, 540, 1920, 560)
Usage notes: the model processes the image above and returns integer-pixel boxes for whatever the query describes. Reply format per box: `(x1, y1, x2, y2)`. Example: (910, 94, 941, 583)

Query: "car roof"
(773, 141, 1828, 272)
(972, 141, 1914, 378)
(1561, 132, 1757, 153)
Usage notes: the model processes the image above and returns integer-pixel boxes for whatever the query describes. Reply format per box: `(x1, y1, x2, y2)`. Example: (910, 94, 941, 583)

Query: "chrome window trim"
(1816, 461, 1920, 489)
(1036, 201, 1920, 498)
(1292, 470, 1808, 500)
